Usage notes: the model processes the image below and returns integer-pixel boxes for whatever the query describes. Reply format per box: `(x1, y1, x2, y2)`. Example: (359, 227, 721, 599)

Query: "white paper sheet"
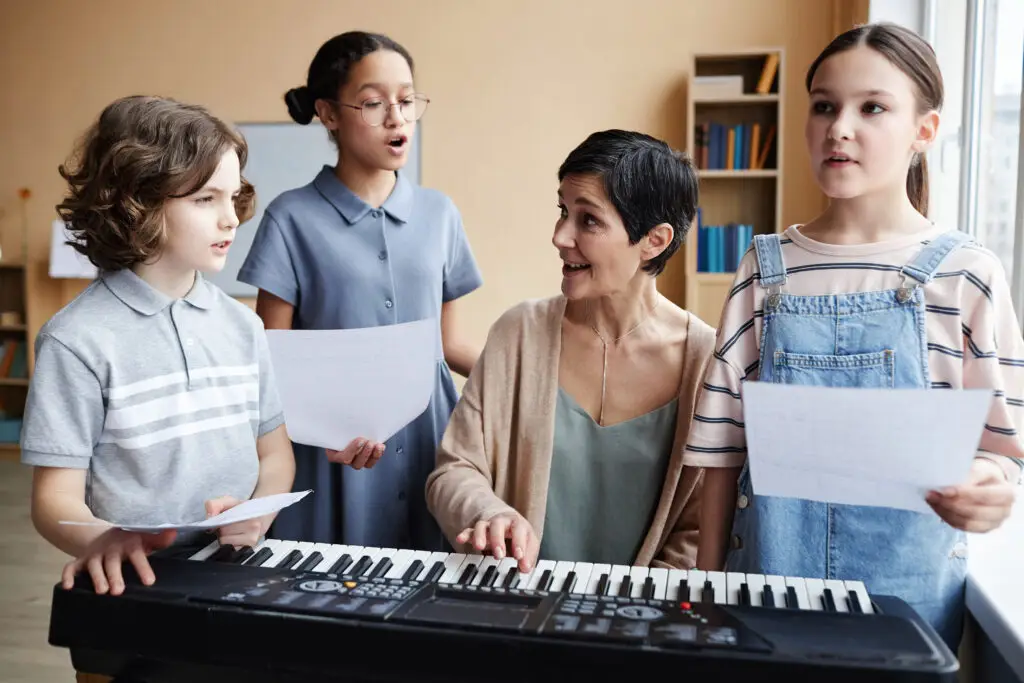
(265, 319, 438, 450)
(60, 490, 311, 532)
(48, 219, 99, 279)
(741, 383, 993, 514)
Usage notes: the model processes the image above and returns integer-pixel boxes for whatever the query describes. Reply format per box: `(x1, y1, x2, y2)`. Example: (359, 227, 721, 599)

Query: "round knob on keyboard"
(298, 580, 344, 593)
(615, 605, 664, 621)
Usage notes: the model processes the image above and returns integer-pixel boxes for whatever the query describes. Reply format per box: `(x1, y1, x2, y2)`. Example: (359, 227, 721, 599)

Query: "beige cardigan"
(425, 295, 717, 568)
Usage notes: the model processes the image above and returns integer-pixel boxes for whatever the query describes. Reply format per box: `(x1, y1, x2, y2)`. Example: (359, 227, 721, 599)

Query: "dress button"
(185, 338, 195, 348)
(371, 209, 381, 218)
(385, 299, 393, 309)
(396, 446, 404, 454)
(378, 250, 387, 261)
(737, 494, 749, 509)
(731, 535, 743, 550)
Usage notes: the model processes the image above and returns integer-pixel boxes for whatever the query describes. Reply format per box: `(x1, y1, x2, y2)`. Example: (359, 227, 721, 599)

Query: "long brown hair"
(805, 22, 943, 216)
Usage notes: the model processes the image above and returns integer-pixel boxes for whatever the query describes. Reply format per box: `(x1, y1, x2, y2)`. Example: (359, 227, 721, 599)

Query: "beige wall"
(0, 0, 840, 360)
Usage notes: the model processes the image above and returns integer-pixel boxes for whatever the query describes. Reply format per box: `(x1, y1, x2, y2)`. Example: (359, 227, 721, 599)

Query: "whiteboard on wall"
(205, 121, 422, 297)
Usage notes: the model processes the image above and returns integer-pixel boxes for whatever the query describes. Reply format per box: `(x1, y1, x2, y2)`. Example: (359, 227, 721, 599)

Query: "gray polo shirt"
(20, 269, 286, 527)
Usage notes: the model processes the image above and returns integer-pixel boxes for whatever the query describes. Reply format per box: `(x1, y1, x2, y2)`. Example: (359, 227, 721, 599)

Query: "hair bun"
(284, 86, 315, 125)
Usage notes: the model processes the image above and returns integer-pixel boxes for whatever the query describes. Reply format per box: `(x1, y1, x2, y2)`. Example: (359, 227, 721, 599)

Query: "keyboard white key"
(384, 549, 417, 579)
(844, 580, 874, 614)
(437, 553, 471, 583)
(744, 573, 766, 607)
(550, 561, 576, 592)
(665, 569, 688, 601)
(568, 562, 593, 594)
(726, 572, 746, 605)
(470, 556, 502, 586)
(606, 565, 631, 597)
(764, 574, 788, 607)
(527, 560, 557, 590)
(584, 563, 611, 595)
(687, 569, 707, 602)
(785, 577, 811, 610)
(803, 578, 827, 611)
(824, 579, 850, 612)
(188, 540, 221, 561)
(627, 566, 650, 599)
(706, 571, 727, 604)
(646, 567, 668, 600)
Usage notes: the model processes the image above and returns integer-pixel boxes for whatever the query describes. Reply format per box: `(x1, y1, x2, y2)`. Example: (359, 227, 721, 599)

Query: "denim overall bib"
(727, 231, 971, 651)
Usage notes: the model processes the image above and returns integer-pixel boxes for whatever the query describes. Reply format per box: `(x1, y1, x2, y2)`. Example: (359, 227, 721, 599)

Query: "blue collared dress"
(237, 166, 483, 551)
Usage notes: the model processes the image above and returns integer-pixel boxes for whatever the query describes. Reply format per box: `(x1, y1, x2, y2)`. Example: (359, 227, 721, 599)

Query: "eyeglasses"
(337, 94, 430, 127)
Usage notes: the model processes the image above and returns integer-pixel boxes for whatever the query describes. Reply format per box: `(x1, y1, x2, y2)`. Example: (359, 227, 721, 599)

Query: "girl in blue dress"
(238, 31, 483, 551)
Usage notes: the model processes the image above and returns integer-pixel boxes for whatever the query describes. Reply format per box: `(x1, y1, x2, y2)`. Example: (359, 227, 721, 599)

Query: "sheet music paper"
(265, 319, 437, 450)
(60, 490, 311, 532)
(741, 383, 992, 514)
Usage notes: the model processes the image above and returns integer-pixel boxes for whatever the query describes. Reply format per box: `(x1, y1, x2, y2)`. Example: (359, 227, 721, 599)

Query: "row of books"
(694, 121, 775, 171)
(696, 222, 755, 273)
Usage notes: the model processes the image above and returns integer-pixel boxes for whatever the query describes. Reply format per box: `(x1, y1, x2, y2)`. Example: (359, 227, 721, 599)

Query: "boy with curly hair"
(21, 95, 295, 596)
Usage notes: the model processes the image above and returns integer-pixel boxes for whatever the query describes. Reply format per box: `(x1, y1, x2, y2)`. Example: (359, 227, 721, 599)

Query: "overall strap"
(900, 230, 972, 285)
(753, 233, 788, 288)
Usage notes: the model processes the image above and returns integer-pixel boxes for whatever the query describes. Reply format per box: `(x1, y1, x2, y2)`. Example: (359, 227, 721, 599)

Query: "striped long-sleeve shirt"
(682, 225, 1024, 482)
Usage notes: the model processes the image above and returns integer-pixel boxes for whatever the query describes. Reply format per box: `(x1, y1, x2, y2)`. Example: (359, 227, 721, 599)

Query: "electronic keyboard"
(48, 538, 960, 683)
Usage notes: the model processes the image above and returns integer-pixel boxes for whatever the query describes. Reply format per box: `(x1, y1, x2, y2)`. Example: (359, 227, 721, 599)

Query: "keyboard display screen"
(402, 590, 543, 630)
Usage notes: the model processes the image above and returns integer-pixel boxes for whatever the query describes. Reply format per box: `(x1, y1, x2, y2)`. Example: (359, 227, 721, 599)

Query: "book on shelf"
(695, 121, 775, 170)
(697, 220, 754, 273)
(0, 339, 27, 379)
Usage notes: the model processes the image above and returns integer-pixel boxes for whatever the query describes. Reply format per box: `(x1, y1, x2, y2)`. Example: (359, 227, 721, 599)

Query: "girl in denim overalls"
(682, 22, 1022, 654)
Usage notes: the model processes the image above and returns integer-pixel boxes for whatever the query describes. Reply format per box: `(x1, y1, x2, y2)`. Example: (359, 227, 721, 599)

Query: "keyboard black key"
(786, 586, 800, 609)
(210, 544, 236, 563)
(739, 583, 751, 606)
(701, 580, 714, 603)
(368, 557, 393, 579)
(231, 546, 255, 564)
(618, 576, 632, 598)
(424, 561, 446, 583)
(762, 585, 776, 607)
(823, 588, 837, 612)
(296, 551, 324, 572)
(596, 573, 609, 596)
(502, 568, 519, 589)
(276, 549, 304, 570)
(561, 571, 577, 593)
(679, 579, 689, 602)
(349, 556, 374, 577)
(642, 577, 655, 599)
(537, 569, 553, 591)
(480, 565, 499, 587)
(458, 563, 478, 585)
(849, 590, 864, 614)
(402, 560, 425, 581)
(328, 554, 353, 575)
(243, 546, 274, 567)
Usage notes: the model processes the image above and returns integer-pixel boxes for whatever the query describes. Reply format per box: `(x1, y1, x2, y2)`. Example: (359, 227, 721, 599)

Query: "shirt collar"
(102, 269, 216, 316)
(312, 165, 414, 225)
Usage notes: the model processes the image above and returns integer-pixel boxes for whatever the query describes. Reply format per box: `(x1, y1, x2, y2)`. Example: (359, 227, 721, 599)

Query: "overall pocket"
(771, 349, 895, 388)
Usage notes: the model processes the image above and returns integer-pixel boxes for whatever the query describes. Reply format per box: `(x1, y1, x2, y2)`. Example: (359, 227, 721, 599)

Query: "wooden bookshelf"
(683, 48, 784, 328)
(0, 261, 29, 451)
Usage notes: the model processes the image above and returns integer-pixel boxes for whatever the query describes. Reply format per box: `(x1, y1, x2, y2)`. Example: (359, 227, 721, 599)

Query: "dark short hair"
(557, 129, 698, 276)
(56, 95, 255, 272)
(284, 31, 414, 125)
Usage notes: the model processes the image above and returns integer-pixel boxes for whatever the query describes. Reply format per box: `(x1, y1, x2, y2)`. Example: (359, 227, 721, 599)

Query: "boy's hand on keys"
(62, 528, 178, 596)
(326, 437, 386, 470)
(206, 496, 263, 548)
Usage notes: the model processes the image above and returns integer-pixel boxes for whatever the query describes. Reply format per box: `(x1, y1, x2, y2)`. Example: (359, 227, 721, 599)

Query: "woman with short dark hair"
(426, 129, 715, 578)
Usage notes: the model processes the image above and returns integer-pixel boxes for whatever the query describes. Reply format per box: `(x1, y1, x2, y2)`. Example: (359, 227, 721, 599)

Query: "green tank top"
(539, 386, 678, 565)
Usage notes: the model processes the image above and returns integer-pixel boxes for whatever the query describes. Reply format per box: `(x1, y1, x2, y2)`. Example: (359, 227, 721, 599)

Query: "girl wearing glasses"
(238, 31, 483, 552)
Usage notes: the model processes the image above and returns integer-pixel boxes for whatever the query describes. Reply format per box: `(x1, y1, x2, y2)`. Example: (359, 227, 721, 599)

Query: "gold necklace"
(587, 298, 659, 426)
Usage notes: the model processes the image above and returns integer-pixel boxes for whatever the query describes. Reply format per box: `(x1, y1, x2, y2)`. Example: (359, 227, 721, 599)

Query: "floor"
(0, 457, 78, 682)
